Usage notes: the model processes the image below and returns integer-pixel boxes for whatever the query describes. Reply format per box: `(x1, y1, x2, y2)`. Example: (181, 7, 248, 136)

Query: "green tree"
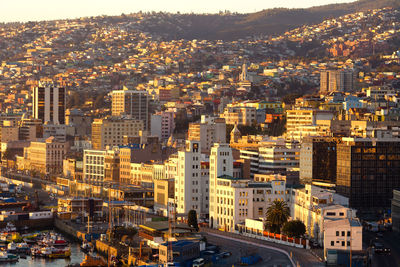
(265, 200, 290, 234)
(187, 210, 199, 231)
(282, 220, 306, 238)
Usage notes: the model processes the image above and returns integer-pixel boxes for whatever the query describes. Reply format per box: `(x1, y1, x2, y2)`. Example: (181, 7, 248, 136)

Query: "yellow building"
(91, 117, 144, 150)
(23, 136, 67, 175)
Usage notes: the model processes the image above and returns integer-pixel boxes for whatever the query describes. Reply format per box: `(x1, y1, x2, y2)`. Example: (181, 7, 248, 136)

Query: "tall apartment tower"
(209, 143, 233, 229)
(111, 87, 149, 130)
(320, 69, 354, 94)
(32, 82, 66, 124)
(175, 140, 207, 216)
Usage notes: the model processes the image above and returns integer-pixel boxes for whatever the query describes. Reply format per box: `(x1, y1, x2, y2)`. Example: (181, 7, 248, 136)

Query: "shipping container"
(240, 254, 261, 265)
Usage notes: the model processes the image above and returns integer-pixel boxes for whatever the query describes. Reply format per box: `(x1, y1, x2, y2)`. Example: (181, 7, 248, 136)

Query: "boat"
(7, 241, 17, 253)
(38, 232, 68, 247)
(0, 251, 18, 263)
(30, 245, 42, 257)
(38, 246, 71, 258)
(16, 242, 30, 253)
(1, 222, 17, 233)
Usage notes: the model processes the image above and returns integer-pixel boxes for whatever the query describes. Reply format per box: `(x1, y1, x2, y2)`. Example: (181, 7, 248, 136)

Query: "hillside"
(132, 0, 400, 40)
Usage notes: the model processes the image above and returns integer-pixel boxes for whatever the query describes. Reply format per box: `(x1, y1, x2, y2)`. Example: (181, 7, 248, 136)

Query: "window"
(258, 207, 263, 216)
(336, 231, 339, 236)
(347, 241, 350, 246)
(331, 241, 334, 246)
(341, 231, 345, 236)
(341, 241, 345, 247)
(347, 231, 351, 236)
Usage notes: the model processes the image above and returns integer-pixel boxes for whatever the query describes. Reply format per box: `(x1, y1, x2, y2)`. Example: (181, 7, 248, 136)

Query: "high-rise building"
(209, 143, 233, 229)
(300, 136, 339, 187)
(392, 189, 400, 233)
(111, 88, 149, 130)
(91, 117, 144, 150)
(175, 140, 208, 217)
(336, 137, 400, 211)
(320, 69, 354, 94)
(32, 82, 66, 124)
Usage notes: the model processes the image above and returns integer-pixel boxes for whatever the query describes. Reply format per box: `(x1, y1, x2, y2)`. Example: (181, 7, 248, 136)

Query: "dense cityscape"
(0, 0, 400, 266)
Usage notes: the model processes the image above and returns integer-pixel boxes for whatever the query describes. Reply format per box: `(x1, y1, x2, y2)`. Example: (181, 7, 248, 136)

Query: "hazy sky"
(1, 0, 355, 23)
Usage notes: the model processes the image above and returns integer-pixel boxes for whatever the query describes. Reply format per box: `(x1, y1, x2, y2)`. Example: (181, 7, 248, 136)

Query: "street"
(363, 230, 400, 267)
(201, 228, 325, 267)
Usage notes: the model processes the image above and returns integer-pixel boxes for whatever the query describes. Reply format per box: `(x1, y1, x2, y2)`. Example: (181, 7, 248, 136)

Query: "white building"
(175, 140, 208, 217)
(209, 143, 292, 232)
(290, 184, 358, 246)
(239, 138, 300, 177)
(83, 149, 106, 187)
(188, 115, 226, 154)
(209, 143, 234, 229)
(324, 218, 363, 258)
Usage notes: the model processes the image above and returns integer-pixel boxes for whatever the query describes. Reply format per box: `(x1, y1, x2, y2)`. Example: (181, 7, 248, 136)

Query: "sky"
(1, 0, 355, 23)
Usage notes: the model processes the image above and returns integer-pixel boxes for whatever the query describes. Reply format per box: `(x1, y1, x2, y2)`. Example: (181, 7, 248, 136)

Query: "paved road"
(4, 171, 54, 186)
(204, 232, 293, 267)
(201, 228, 324, 267)
(363, 230, 400, 267)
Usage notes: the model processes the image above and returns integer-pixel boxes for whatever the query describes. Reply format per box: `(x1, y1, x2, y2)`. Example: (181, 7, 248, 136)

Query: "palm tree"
(265, 199, 290, 234)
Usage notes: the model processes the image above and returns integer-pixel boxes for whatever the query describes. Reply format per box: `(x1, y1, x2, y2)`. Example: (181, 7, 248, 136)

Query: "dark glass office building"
(336, 138, 400, 210)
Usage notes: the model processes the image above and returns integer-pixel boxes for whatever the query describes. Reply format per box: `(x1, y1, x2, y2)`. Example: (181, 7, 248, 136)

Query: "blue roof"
(161, 240, 196, 247)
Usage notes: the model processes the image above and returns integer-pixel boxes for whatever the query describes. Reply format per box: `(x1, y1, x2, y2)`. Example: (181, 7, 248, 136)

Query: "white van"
(192, 258, 205, 267)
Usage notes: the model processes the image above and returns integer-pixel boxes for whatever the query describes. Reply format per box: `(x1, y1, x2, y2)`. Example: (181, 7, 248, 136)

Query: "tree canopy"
(282, 220, 306, 238)
(265, 199, 290, 234)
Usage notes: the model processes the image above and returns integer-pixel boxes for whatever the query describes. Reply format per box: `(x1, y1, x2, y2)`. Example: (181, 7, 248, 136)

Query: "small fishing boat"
(0, 251, 18, 263)
(16, 242, 30, 253)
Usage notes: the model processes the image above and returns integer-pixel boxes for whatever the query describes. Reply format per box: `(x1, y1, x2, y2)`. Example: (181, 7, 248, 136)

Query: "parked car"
(372, 242, 391, 255)
(220, 251, 232, 258)
(192, 258, 205, 267)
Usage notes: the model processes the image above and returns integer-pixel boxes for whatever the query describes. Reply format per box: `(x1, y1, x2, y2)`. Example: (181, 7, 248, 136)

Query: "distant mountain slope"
(220, 0, 400, 39)
(135, 0, 400, 40)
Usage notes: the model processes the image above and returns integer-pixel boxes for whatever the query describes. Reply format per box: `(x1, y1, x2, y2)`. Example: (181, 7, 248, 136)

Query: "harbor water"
(2, 234, 85, 267)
